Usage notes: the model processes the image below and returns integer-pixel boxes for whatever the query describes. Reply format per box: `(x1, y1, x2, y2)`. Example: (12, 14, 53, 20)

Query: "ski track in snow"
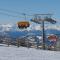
(0, 44, 60, 60)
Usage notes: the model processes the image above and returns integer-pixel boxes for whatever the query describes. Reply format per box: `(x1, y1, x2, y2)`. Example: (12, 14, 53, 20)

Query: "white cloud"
(0, 23, 60, 32)
(45, 25, 60, 30)
(0, 24, 14, 31)
(29, 24, 42, 30)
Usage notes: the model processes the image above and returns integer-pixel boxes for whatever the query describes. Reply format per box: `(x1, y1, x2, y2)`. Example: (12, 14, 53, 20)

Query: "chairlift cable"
(0, 8, 33, 17)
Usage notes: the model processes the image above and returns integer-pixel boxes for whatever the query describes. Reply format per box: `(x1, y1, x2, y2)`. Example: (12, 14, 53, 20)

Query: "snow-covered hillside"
(0, 44, 60, 60)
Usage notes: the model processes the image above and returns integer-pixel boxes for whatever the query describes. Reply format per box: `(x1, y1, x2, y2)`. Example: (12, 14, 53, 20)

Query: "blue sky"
(0, 0, 60, 24)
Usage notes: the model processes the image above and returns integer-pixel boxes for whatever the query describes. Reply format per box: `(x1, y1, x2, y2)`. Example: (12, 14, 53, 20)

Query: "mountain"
(5, 30, 42, 38)
(0, 24, 60, 38)
(0, 29, 59, 39)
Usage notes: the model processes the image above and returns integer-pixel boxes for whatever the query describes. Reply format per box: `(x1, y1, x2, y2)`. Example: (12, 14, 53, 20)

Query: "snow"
(0, 44, 60, 60)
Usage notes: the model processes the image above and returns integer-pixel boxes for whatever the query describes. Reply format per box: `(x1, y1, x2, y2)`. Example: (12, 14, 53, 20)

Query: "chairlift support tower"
(31, 13, 56, 49)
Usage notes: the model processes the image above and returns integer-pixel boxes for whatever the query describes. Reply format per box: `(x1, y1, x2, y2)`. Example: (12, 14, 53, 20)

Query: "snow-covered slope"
(0, 44, 60, 60)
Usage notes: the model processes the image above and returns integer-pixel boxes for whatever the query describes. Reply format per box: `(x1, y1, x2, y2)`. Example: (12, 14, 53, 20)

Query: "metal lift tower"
(31, 14, 56, 49)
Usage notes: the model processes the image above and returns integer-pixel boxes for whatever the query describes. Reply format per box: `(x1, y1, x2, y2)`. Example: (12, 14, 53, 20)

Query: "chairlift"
(17, 21, 30, 29)
(17, 13, 30, 29)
